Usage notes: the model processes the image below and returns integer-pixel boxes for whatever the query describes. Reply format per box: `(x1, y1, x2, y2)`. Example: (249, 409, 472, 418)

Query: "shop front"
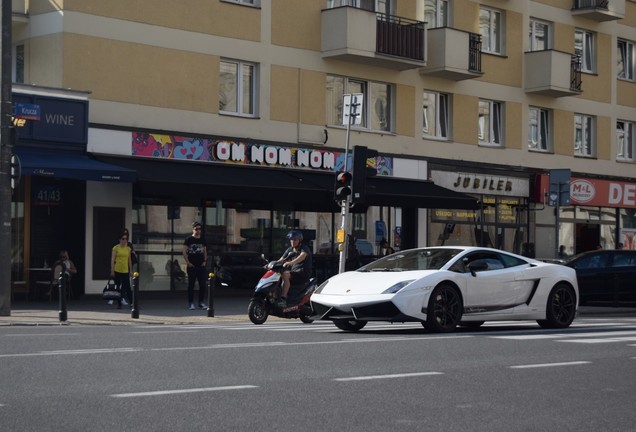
(88, 129, 479, 293)
(535, 174, 636, 258)
(430, 170, 531, 256)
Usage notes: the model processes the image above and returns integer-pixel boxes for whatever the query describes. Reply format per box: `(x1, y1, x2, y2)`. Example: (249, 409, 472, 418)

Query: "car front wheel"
(426, 284, 462, 333)
(537, 283, 577, 329)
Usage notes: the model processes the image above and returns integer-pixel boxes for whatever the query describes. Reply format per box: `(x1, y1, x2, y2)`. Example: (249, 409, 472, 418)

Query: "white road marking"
(334, 372, 443, 382)
(493, 330, 636, 340)
(558, 336, 636, 344)
(110, 385, 258, 398)
(0, 347, 141, 358)
(510, 361, 591, 369)
(3, 333, 80, 337)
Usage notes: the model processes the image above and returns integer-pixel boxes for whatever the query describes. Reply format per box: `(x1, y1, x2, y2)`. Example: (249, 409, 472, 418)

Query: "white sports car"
(310, 246, 579, 332)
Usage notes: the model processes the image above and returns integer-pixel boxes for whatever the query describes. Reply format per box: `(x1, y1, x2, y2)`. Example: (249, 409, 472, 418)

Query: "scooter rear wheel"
(248, 299, 268, 325)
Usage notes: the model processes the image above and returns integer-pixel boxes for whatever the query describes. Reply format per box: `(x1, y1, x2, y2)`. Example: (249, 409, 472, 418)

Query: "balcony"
(321, 6, 426, 71)
(12, 0, 29, 25)
(524, 50, 582, 97)
(419, 27, 483, 81)
(571, 0, 624, 22)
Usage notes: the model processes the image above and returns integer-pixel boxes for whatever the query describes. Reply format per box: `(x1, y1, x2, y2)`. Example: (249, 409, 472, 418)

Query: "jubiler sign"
(432, 171, 529, 197)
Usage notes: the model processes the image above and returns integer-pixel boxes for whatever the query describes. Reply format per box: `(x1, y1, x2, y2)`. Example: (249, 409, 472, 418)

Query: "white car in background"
(310, 246, 579, 332)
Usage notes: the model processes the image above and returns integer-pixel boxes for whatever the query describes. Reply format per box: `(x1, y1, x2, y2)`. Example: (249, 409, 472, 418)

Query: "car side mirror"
(467, 260, 488, 276)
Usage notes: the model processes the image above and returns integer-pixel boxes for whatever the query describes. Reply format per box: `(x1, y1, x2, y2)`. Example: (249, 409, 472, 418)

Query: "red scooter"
(247, 261, 317, 325)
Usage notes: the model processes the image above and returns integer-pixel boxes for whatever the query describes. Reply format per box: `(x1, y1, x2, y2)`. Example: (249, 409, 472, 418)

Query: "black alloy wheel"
(425, 284, 463, 333)
(537, 283, 577, 329)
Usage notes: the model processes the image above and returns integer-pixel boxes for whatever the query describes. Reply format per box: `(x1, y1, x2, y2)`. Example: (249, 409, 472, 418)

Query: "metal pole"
(338, 102, 354, 274)
(207, 272, 215, 317)
(131, 272, 140, 319)
(555, 183, 561, 259)
(58, 273, 68, 322)
(0, 0, 13, 316)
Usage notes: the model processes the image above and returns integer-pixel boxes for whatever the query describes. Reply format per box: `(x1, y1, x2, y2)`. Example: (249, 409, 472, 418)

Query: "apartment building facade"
(8, 0, 636, 297)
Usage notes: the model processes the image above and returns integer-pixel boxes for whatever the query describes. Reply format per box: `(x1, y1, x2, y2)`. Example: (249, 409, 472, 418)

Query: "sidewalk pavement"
(1, 292, 635, 326)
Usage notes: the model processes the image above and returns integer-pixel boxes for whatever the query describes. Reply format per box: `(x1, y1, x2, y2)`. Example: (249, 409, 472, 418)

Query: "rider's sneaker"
(276, 298, 287, 308)
(198, 303, 207, 310)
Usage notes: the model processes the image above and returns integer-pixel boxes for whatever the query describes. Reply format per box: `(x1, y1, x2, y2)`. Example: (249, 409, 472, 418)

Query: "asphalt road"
(1, 317, 635, 432)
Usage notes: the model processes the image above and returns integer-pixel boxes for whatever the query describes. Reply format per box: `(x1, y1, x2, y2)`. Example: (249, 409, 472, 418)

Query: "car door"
(572, 252, 611, 303)
(461, 252, 526, 313)
(610, 252, 636, 304)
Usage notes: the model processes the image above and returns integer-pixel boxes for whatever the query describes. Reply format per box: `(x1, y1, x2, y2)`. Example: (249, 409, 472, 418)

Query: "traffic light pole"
(338, 97, 358, 274)
(0, 0, 12, 316)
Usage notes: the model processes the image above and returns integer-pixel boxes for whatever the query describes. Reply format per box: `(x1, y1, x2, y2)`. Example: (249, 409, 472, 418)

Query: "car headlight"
(382, 280, 415, 294)
(314, 280, 329, 294)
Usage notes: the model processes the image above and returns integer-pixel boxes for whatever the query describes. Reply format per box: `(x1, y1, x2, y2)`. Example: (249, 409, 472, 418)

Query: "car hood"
(318, 270, 435, 296)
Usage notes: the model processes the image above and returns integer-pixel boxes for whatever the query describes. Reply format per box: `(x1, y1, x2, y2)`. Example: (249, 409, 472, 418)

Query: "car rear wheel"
(537, 283, 577, 329)
(333, 319, 367, 332)
(426, 284, 462, 333)
(248, 299, 269, 325)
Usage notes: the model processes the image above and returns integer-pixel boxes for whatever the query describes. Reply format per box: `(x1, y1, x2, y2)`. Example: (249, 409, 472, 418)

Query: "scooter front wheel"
(248, 299, 269, 325)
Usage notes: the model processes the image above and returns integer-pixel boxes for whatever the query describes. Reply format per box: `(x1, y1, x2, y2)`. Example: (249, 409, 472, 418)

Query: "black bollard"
(58, 273, 68, 322)
(131, 272, 140, 319)
(207, 272, 215, 317)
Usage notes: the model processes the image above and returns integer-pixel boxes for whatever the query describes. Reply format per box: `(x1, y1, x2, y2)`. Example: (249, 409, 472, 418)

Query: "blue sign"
(13, 93, 88, 145)
(375, 220, 386, 244)
(14, 103, 41, 120)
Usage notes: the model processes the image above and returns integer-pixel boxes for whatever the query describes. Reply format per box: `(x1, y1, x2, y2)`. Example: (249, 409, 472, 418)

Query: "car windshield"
(359, 248, 462, 272)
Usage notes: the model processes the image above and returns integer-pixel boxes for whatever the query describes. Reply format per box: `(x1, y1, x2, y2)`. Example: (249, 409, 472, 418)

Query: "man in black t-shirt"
(277, 230, 312, 306)
(183, 221, 208, 310)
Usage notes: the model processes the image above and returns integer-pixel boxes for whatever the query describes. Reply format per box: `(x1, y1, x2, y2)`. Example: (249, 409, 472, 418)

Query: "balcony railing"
(375, 13, 425, 61)
(468, 33, 482, 73)
(573, 0, 609, 9)
(570, 55, 582, 92)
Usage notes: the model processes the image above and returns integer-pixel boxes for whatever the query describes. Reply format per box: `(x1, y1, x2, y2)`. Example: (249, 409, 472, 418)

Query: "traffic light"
(351, 145, 378, 204)
(334, 171, 352, 201)
(10, 154, 21, 190)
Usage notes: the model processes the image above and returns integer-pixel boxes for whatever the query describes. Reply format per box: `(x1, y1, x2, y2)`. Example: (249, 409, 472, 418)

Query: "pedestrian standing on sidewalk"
(183, 221, 208, 310)
(111, 232, 133, 309)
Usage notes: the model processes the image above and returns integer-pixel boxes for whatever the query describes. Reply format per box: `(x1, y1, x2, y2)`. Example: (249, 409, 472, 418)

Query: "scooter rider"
(276, 230, 312, 307)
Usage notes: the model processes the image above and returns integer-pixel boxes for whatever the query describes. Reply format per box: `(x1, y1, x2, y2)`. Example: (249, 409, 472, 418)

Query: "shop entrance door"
(576, 223, 600, 254)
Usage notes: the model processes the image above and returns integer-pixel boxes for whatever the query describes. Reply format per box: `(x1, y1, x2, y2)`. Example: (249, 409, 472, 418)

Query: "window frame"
(529, 18, 550, 52)
(616, 120, 635, 162)
(221, 0, 260, 6)
(617, 39, 635, 81)
(326, 74, 394, 133)
(478, 99, 503, 147)
(424, 0, 450, 29)
(575, 28, 595, 73)
(528, 106, 551, 152)
(423, 90, 450, 140)
(219, 59, 258, 118)
(574, 113, 595, 157)
(479, 6, 504, 55)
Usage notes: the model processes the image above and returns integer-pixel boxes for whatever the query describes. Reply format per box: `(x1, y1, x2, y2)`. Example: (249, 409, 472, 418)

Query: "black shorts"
(289, 271, 308, 285)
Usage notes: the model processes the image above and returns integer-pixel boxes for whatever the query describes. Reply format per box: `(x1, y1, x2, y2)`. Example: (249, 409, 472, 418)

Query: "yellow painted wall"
(29, 34, 64, 87)
(272, 0, 322, 50)
(395, 84, 415, 138)
(505, 102, 522, 150)
(53, 0, 261, 41)
(479, 11, 522, 88)
(63, 34, 217, 112)
(271, 65, 299, 123)
(299, 70, 327, 126)
(596, 116, 611, 161)
(453, 94, 478, 145)
(617, 79, 636, 107)
(453, 0, 479, 33)
(553, 110, 573, 156)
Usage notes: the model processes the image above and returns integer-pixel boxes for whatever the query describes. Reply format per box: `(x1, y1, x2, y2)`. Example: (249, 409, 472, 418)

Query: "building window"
(575, 29, 595, 73)
(479, 7, 503, 54)
(618, 39, 635, 81)
(326, 75, 393, 132)
(528, 107, 551, 152)
(424, 0, 450, 28)
(327, 0, 394, 14)
(478, 99, 503, 146)
(423, 90, 449, 139)
(617, 120, 635, 161)
(529, 19, 550, 52)
(219, 60, 257, 117)
(221, 0, 260, 6)
(574, 114, 595, 157)
(13, 44, 24, 84)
